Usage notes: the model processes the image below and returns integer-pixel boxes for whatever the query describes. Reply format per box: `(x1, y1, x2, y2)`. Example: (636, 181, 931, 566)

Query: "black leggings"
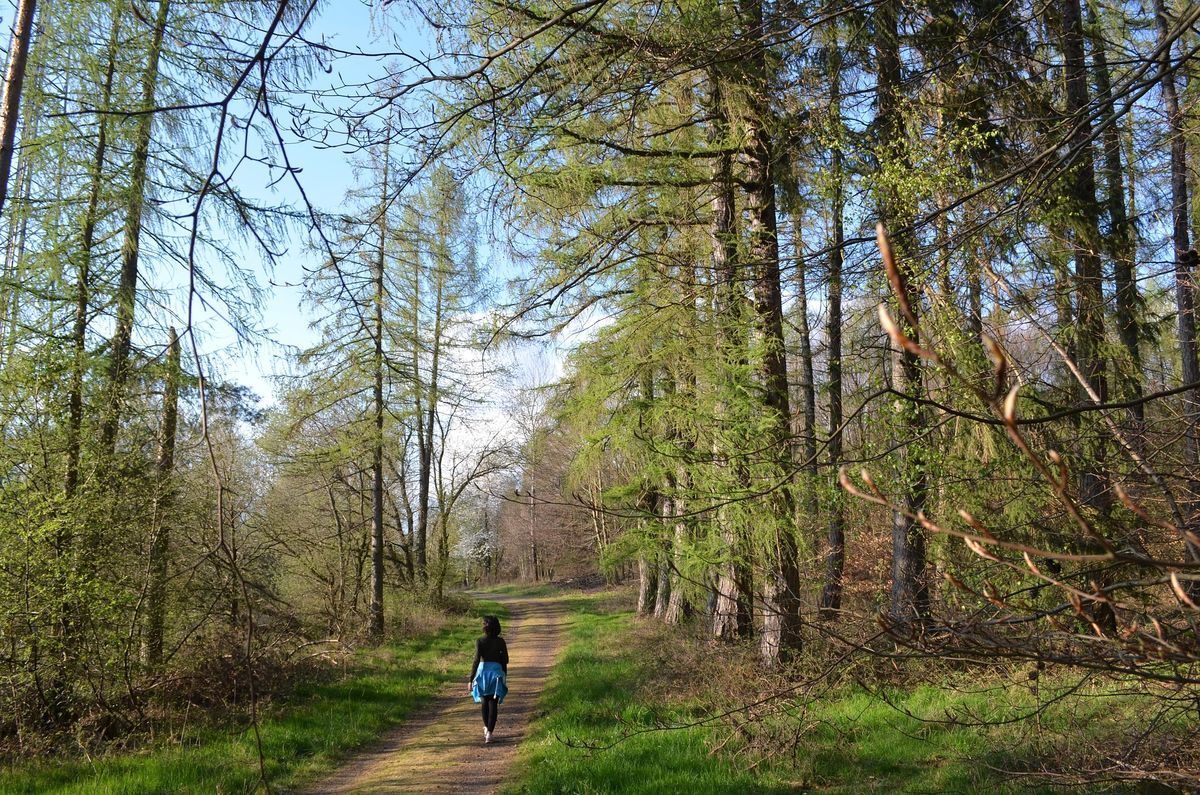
(481, 696, 499, 732)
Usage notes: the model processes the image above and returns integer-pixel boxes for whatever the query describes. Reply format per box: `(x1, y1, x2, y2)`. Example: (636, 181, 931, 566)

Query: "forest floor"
(4, 587, 1162, 793)
(294, 592, 568, 794)
(499, 590, 1151, 794)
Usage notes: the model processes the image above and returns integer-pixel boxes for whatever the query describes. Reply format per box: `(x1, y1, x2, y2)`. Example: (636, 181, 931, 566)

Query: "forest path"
(295, 593, 567, 794)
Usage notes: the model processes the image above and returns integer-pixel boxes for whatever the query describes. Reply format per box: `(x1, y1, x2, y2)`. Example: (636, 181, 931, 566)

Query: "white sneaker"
(484, 729, 491, 743)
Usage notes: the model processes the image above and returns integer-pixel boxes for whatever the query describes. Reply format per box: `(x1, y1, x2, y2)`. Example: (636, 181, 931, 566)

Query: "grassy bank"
(502, 593, 1154, 794)
(0, 597, 505, 794)
(501, 593, 797, 794)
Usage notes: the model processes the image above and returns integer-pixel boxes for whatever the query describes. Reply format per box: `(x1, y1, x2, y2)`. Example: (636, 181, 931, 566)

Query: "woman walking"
(469, 615, 508, 743)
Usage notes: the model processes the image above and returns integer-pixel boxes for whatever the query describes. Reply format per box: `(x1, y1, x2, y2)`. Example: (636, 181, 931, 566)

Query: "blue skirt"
(471, 661, 508, 704)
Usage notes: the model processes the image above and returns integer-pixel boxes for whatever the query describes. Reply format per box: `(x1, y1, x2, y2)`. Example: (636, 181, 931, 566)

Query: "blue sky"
(0, 0, 556, 410)
(206, 0, 440, 403)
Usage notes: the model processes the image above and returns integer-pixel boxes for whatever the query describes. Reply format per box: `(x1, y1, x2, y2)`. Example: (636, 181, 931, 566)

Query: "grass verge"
(0, 598, 506, 795)
(501, 594, 1141, 794)
(476, 582, 570, 598)
(501, 593, 796, 794)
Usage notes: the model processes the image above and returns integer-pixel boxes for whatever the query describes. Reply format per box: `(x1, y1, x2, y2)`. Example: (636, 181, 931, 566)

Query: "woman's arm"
(469, 638, 482, 682)
(500, 638, 509, 673)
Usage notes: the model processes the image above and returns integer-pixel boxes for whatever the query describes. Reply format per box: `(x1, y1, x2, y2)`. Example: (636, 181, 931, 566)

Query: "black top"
(470, 635, 509, 679)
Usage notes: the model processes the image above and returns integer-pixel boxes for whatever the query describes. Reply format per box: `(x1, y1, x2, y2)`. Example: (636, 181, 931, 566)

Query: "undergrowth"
(505, 592, 1174, 794)
(0, 595, 506, 794)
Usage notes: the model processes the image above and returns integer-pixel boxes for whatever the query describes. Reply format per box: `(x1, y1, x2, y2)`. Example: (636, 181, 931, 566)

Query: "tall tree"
(819, 31, 846, 619)
(736, 0, 802, 666)
(0, 0, 38, 218)
(1059, 0, 1108, 512)
(1155, 0, 1200, 480)
(64, 3, 122, 500)
(369, 142, 391, 639)
(99, 0, 171, 453)
(1088, 1, 1142, 430)
(708, 72, 753, 642)
(144, 327, 180, 667)
(875, 0, 929, 628)
(1150, 0, 1200, 586)
(399, 165, 486, 586)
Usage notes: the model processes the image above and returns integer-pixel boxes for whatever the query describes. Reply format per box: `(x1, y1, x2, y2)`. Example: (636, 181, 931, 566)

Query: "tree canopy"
(1, 0, 1200, 788)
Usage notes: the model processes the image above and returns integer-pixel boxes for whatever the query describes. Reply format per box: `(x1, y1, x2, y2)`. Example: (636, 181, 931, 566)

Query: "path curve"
(296, 594, 567, 794)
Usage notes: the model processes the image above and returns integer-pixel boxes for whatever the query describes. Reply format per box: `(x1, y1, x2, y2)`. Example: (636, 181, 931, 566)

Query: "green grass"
(786, 685, 1056, 793)
(0, 599, 507, 795)
(502, 595, 1141, 795)
(764, 669, 1166, 793)
(501, 595, 796, 794)
(473, 582, 566, 598)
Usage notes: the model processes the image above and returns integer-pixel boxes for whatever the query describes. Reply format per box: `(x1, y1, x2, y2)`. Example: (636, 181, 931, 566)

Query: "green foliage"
(502, 597, 796, 795)
(0, 599, 508, 793)
(506, 594, 1165, 794)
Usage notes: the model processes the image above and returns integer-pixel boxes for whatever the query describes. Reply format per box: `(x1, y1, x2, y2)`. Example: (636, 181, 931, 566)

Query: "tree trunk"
(434, 514, 451, 598)
(966, 242, 982, 341)
(369, 144, 390, 639)
(794, 240, 818, 484)
(416, 214, 448, 585)
(1060, 0, 1109, 509)
(663, 470, 690, 625)
(1156, 0, 1200, 470)
(1154, 0, 1200, 572)
(653, 520, 672, 621)
(667, 333, 697, 626)
(790, 231, 819, 624)
(522, 486, 539, 581)
(64, 8, 121, 501)
(1088, 1, 1142, 432)
(0, 0, 37, 220)
(888, 261, 930, 628)
(636, 552, 656, 616)
(392, 443, 417, 583)
(708, 73, 752, 642)
(0, 0, 44, 372)
(876, 0, 930, 628)
(820, 36, 846, 620)
(411, 266, 430, 582)
(100, 0, 171, 454)
(734, 0, 801, 667)
(144, 327, 180, 667)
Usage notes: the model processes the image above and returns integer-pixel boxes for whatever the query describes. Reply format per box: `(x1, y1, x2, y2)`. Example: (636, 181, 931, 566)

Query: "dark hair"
(482, 615, 501, 638)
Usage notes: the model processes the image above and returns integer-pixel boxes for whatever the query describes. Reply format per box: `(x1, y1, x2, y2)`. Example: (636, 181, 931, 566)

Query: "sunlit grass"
(501, 598, 797, 794)
(0, 600, 507, 795)
(500, 595, 1139, 794)
(762, 675, 1174, 794)
(472, 581, 565, 598)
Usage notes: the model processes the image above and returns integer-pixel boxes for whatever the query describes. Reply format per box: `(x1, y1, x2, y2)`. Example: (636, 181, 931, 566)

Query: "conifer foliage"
(2, 0, 1200, 786)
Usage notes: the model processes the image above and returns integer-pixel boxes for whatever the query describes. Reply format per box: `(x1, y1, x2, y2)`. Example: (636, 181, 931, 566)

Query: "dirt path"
(296, 594, 567, 794)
